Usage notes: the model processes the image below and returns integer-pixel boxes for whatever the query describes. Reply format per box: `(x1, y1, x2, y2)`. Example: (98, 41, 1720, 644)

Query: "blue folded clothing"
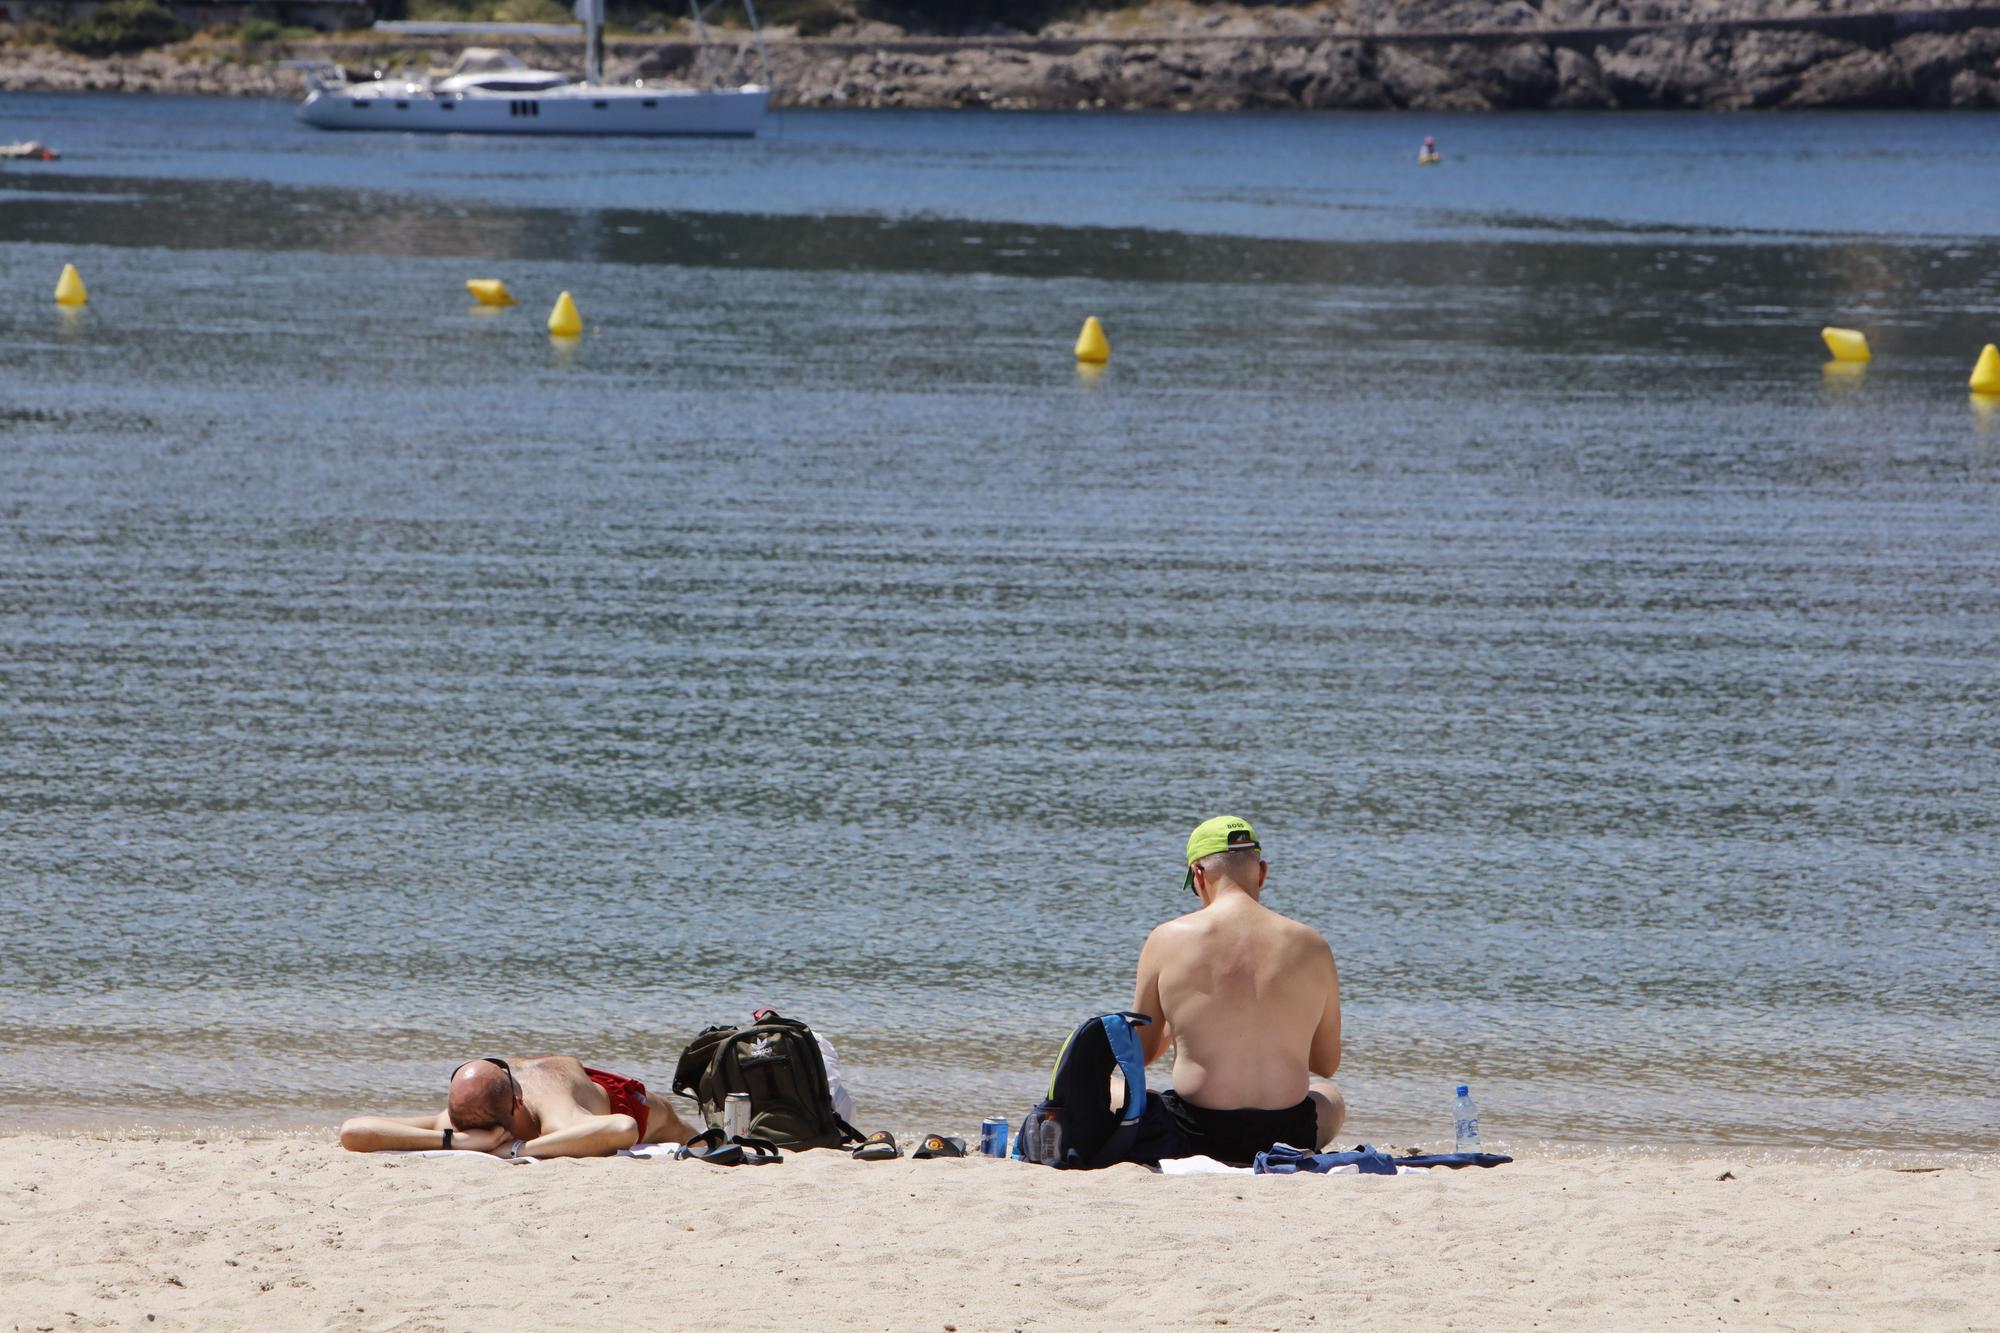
(1253, 1143, 1399, 1174)
(1252, 1143, 1515, 1174)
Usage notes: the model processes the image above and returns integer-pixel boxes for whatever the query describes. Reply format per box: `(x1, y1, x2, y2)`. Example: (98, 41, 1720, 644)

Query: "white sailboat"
(296, 0, 769, 137)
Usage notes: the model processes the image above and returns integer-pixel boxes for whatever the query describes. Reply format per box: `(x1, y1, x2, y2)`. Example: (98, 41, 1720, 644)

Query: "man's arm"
(1131, 927, 1174, 1065)
(519, 1114, 641, 1159)
(338, 1112, 509, 1154)
(1307, 943, 1342, 1078)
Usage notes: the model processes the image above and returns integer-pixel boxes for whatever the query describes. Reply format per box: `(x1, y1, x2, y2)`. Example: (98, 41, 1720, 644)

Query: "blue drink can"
(979, 1116, 1009, 1158)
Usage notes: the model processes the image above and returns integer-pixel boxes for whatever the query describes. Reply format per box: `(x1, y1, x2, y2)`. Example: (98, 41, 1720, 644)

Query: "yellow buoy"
(1970, 344, 2000, 393)
(1820, 326, 1870, 363)
(1074, 315, 1109, 364)
(467, 279, 516, 307)
(548, 290, 582, 338)
(54, 263, 87, 306)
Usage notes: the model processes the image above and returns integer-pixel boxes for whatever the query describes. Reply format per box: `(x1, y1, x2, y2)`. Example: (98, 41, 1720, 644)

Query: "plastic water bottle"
(1035, 1112, 1065, 1167)
(1453, 1084, 1481, 1153)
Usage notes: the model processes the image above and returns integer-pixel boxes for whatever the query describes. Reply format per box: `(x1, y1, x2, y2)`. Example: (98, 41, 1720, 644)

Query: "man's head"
(1183, 815, 1264, 898)
(447, 1057, 520, 1130)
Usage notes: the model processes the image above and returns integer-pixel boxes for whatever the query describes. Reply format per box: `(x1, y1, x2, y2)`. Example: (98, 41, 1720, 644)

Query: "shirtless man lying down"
(1131, 815, 1347, 1166)
(339, 1055, 702, 1158)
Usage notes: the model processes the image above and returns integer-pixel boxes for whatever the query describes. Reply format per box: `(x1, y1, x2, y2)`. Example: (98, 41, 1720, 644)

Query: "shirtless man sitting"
(338, 1055, 703, 1159)
(1131, 816, 1346, 1166)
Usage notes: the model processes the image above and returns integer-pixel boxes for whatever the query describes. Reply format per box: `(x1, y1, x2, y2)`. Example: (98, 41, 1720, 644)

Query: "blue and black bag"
(1011, 1012, 1182, 1169)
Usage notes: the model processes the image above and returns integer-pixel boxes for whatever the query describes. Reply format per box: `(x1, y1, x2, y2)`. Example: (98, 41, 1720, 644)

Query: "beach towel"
(1251, 1143, 1515, 1175)
(1390, 1150, 1514, 1169)
(395, 1142, 684, 1164)
(1157, 1155, 1255, 1176)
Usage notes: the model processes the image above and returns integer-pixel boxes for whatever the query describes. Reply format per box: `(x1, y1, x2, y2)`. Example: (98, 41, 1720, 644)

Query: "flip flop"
(851, 1130, 901, 1161)
(911, 1134, 966, 1160)
(729, 1134, 784, 1166)
(676, 1127, 743, 1165)
(676, 1127, 783, 1166)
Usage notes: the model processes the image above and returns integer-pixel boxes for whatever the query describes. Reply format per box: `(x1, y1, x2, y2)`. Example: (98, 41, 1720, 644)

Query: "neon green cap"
(1182, 815, 1260, 893)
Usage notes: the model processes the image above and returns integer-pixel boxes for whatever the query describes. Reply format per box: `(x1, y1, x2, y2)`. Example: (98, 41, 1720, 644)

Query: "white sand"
(2, 1134, 1994, 1331)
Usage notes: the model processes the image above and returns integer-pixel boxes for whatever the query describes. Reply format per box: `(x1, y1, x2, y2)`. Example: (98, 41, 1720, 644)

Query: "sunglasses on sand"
(448, 1057, 520, 1129)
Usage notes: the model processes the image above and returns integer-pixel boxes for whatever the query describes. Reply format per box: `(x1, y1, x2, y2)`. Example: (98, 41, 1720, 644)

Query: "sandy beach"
(2, 1134, 1992, 1331)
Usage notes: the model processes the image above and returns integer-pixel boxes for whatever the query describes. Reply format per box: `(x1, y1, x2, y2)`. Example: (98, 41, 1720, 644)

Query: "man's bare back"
(338, 1054, 702, 1158)
(1132, 816, 1345, 1160)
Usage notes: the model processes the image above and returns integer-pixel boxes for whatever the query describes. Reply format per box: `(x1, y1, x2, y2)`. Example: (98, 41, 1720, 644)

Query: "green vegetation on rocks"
(55, 0, 189, 56)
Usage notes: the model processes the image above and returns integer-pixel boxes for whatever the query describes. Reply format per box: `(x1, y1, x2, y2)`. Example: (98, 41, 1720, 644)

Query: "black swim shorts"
(1153, 1089, 1319, 1167)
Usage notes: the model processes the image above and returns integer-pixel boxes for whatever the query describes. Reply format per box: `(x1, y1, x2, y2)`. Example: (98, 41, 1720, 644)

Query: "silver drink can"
(979, 1116, 1009, 1157)
(724, 1092, 751, 1140)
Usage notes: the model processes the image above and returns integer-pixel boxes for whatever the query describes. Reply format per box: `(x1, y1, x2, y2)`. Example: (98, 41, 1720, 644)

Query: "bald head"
(447, 1059, 517, 1130)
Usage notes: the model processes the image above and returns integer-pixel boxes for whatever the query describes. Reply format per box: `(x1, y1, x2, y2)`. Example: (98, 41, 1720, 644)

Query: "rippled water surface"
(3, 96, 1997, 1153)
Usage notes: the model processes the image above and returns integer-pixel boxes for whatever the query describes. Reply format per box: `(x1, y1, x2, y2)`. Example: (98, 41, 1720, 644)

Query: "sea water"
(1, 97, 1997, 1154)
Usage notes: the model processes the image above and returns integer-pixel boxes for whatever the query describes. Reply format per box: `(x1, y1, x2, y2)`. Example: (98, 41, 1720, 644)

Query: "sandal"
(851, 1130, 901, 1161)
(730, 1134, 784, 1165)
(676, 1128, 784, 1166)
(911, 1134, 966, 1159)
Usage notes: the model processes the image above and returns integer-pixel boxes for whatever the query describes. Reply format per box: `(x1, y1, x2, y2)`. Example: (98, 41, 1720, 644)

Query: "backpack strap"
(671, 1025, 736, 1103)
(1083, 1012, 1153, 1168)
(1101, 1012, 1150, 1126)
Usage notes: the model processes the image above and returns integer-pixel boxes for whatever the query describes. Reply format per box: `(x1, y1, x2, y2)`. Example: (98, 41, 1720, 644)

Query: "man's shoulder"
(519, 1055, 588, 1086)
(1140, 913, 1194, 955)
(1241, 903, 1336, 961)
(1271, 908, 1332, 943)
(1155, 902, 1329, 947)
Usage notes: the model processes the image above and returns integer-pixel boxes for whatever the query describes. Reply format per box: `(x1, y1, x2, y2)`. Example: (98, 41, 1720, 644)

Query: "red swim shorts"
(583, 1066, 650, 1142)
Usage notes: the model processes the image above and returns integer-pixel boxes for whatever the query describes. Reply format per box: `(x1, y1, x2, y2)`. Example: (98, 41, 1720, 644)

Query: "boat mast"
(741, 0, 772, 90)
(681, 0, 769, 93)
(687, 0, 719, 90)
(582, 0, 604, 86)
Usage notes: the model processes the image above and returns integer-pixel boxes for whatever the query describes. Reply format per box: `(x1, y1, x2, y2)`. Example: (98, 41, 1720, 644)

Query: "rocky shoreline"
(5, 2, 2000, 110)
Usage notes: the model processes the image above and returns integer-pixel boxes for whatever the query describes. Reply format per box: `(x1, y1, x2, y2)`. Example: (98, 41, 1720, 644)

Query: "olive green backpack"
(670, 1009, 865, 1151)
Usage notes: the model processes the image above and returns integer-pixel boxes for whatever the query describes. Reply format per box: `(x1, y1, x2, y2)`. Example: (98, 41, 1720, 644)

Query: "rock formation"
(5, 1, 2000, 110)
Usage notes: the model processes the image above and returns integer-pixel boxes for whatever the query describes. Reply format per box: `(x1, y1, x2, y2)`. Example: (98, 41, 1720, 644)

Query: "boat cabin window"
(467, 76, 569, 93)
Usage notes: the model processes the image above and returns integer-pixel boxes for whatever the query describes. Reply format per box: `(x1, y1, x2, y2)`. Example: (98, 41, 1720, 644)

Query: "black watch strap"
(442, 1126, 454, 1150)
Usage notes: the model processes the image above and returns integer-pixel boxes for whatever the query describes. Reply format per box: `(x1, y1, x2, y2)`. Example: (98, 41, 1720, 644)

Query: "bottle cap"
(1456, 1084, 1469, 1096)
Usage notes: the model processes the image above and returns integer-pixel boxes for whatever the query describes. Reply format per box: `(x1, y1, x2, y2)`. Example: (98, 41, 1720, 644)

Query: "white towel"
(394, 1142, 684, 1163)
(1157, 1155, 1255, 1175)
(1156, 1156, 1431, 1176)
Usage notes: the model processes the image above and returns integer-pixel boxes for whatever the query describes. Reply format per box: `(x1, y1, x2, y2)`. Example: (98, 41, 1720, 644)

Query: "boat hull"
(298, 85, 768, 137)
